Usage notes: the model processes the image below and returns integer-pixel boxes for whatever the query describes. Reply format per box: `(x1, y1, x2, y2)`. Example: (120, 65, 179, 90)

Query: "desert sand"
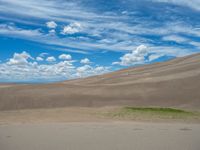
(0, 122, 200, 150)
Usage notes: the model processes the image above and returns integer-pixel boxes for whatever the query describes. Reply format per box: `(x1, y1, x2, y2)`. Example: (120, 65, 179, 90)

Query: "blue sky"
(0, 0, 200, 82)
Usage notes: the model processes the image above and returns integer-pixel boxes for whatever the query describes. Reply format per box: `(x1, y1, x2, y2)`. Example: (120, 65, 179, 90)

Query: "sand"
(0, 122, 200, 150)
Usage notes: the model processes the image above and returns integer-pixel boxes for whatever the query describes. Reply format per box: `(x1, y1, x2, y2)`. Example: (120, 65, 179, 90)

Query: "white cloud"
(162, 35, 200, 48)
(189, 41, 200, 48)
(46, 21, 57, 29)
(49, 29, 56, 34)
(7, 51, 32, 65)
(0, 18, 199, 56)
(121, 11, 128, 15)
(36, 57, 44, 61)
(0, 24, 42, 37)
(80, 58, 91, 64)
(0, 0, 198, 58)
(76, 65, 109, 78)
(148, 54, 164, 61)
(77, 65, 92, 73)
(162, 35, 188, 43)
(59, 54, 72, 60)
(0, 51, 110, 82)
(94, 66, 107, 72)
(153, 0, 200, 11)
(113, 45, 148, 66)
(46, 56, 56, 62)
(39, 53, 49, 57)
(62, 22, 82, 35)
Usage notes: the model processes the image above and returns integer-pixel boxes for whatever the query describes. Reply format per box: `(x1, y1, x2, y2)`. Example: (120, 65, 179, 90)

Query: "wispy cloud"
(0, 24, 42, 37)
(1, 0, 200, 55)
(152, 0, 200, 11)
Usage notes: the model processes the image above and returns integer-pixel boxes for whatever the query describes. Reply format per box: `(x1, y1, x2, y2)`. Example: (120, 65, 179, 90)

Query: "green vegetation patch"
(103, 107, 199, 121)
(123, 107, 190, 114)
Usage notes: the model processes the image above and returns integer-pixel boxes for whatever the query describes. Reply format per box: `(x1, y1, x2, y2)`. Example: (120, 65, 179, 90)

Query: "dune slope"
(0, 53, 200, 110)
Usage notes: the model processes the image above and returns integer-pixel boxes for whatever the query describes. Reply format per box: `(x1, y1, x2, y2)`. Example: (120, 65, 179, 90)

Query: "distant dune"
(0, 53, 200, 111)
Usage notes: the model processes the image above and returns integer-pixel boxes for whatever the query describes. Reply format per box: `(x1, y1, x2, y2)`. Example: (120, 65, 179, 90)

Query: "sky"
(0, 0, 200, 83)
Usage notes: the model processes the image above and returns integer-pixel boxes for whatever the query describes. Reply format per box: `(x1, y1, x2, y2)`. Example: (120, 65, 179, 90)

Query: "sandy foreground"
(0, 122, 199, 150)
(0, 108, 200, 150)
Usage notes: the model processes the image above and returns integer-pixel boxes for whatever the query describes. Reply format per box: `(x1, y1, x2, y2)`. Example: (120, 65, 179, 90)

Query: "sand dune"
(0, 53, 200, 110)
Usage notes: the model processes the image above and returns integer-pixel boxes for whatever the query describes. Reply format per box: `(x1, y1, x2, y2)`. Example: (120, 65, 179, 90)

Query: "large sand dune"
(0, 53, 200, 110)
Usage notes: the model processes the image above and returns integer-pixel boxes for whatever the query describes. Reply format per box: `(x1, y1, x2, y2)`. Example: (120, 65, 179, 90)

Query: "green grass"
(123, 107, 190, 114)
(103, 107, 199, 121)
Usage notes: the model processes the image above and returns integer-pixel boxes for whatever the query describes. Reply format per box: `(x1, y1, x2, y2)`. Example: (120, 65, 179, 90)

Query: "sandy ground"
(0, 107, 116, 124)
(0, 107, 199, 124)
(0, 122, 200, 150)
(1, 108, 199, 150)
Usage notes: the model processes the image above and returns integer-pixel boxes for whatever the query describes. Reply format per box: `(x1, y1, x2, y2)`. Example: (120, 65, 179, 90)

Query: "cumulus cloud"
(59, 54, 72, 60)
(46, 21, 57, 29)
(46, 56, 56, 62)
(113, 45, 149, 66)
(36, 57, 44, 61)
(0, 51, 110, 82)
(80, 58, 91, 64)
(7, 51, 32, 65)
(77, 65, 92, 73)
(76, 65, 109, 78)
(62, 22, 82, 35)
